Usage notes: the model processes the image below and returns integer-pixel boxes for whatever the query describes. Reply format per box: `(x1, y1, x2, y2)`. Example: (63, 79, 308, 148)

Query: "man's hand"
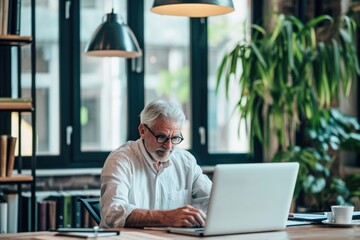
(125, 205, 206, 228)
(165, 205, 206, 227)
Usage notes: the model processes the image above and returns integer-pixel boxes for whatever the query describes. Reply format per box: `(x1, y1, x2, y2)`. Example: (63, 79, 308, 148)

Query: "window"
(144, 0, 191, 149)
(79, 0, 127, 152)
(17, 0, 252, 169)
(207, 0, 251, 154)
(16, 0, 60, 157)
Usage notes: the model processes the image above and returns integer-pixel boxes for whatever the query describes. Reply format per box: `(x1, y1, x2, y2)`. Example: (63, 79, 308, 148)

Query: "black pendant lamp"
(84, 9, 142, 58)
(151, 0, 234, 17)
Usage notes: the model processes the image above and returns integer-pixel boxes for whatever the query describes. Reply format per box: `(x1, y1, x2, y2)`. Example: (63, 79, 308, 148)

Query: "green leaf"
(250, 42, 267, 68)
(306, 15, 333, 28)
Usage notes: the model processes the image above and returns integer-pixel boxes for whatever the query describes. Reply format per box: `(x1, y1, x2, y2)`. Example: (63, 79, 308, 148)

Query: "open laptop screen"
(169, 162, 299, 236)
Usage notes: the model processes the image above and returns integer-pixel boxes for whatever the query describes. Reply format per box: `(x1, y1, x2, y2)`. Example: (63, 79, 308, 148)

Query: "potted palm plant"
(216, 13, 360, 211)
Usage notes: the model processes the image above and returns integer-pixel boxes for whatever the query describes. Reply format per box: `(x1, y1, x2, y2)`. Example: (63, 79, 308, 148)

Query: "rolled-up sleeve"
(100, 152, 137, 228)
(191, 163, 212, 213)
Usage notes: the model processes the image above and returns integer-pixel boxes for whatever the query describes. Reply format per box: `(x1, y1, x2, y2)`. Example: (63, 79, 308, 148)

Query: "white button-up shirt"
(100, 139, 212, 228)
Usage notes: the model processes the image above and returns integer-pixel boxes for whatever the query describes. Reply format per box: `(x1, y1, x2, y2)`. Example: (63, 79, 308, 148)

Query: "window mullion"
(190, 17, 208, 164)
(127, 0, 145, 141)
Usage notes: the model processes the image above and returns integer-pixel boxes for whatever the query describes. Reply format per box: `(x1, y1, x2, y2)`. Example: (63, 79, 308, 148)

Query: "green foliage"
(272, 108, 360, 211)
(344, 174, 360, 199)
(307, 108, 360, 152)
(303, 108, 360, 210)
(273, 146, 331, 200)
(216, 14, 360, 153)
(157, 67, 189, 104)
(273, 145, 353, 211)
(216, 14, 360, 211)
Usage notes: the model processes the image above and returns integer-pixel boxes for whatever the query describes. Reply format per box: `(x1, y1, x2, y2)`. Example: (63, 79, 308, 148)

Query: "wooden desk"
(0, 225, 359, 239)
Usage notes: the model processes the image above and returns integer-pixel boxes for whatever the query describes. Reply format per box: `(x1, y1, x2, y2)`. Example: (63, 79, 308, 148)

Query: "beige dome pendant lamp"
(151, 0, 235, 17)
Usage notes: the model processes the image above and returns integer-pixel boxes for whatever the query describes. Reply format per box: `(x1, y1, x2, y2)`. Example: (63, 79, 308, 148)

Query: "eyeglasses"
(144, 124, 184, 145)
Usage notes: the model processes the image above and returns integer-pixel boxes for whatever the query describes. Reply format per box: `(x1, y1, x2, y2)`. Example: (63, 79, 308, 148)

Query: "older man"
(100, 99, 212, 228)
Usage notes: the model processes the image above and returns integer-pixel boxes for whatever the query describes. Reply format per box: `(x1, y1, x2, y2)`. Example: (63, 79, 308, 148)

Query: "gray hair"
(140, 99, 186, 127)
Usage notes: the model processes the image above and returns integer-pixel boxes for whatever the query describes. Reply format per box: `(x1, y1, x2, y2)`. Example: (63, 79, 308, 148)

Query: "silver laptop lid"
(204, 162, 299, 236)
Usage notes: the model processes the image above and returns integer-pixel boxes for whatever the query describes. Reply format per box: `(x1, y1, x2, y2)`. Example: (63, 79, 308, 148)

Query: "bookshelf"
(0, 0, 37, 232)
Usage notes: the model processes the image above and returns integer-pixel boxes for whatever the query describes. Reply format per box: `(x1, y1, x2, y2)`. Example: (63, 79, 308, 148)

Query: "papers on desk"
(352, 211, 360, 219)
(288, 211, 360, 223)
(288, 213, 326, 222)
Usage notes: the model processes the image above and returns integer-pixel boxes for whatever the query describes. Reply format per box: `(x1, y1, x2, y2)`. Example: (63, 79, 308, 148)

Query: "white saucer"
(322, 220, 360, 227)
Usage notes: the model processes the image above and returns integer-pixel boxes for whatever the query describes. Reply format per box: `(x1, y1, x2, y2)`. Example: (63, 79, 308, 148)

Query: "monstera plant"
(216, 14, 360, 211)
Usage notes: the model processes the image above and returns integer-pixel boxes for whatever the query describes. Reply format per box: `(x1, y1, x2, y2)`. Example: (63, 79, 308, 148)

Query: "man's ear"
(138, 124, 145, 138)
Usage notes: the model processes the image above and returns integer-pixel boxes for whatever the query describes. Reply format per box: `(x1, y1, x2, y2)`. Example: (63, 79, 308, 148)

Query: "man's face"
(139, 118, 182, 162)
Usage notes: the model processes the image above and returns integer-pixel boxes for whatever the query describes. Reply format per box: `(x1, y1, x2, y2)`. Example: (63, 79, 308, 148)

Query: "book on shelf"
(0, 135, 7, 177)
(4, 191, 18, 233)
(0, 135, 17, 178)
(0, 196, 8, 233)
(37, 201, 47, 231)
(0, 0, 21, 35)
(45, 195, 65, 229)
(72, 195, 83, 228)
(47, 200, 57, 230)
(6, 136, 16, 177)
(20, 194, 31, 232)
(0, 0, 3, 34)
(5, 0, 11, 35)
(0, 98, 32, 110)
(37, 199, 57, 231)
(63, 195, 73, 228)
(10, 0, 21, 35)
(1, 0, 9, 35)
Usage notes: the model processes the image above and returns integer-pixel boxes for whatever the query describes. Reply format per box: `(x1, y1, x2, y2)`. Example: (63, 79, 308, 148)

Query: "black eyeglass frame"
(144, 124, 184, 145)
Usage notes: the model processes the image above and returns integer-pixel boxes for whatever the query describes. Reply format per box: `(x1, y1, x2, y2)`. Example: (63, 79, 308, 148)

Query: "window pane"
(80, 0, 127, 151)
(17, 0, 60, 156)
(144, 1, 191, 149)
(208, 0, 251, 153)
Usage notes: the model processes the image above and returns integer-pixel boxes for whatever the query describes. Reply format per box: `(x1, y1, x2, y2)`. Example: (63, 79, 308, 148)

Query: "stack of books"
(21, 191, 100, 232)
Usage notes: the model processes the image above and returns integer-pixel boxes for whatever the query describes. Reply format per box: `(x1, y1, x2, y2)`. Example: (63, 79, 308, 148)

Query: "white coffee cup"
(331, 205, 354, 224)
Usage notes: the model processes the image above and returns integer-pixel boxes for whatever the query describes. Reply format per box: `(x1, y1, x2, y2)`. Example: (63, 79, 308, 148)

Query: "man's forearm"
(124, 205, 206, 228)
(125, 209, 169, 227)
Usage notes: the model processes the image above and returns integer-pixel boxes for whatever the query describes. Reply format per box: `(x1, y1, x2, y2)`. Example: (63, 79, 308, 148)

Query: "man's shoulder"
(107, 140, 141, 160)
(171, 148, 197, 165)
(172, 147, 193, 157)
(116, 140, 138, 151)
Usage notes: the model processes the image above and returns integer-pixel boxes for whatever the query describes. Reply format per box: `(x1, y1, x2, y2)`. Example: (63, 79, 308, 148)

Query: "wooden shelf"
(0, 98, 33, 111)
(0, 107, 34, 112)
(0, 175, 33, 183)
(0, 35, 32, 46)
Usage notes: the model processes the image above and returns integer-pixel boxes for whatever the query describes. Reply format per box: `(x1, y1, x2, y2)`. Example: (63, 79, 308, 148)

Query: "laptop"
(168, 162, 299, 236)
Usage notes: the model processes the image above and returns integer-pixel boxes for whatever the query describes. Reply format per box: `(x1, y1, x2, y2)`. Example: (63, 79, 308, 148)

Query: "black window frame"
(27, 0, 259, 169)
